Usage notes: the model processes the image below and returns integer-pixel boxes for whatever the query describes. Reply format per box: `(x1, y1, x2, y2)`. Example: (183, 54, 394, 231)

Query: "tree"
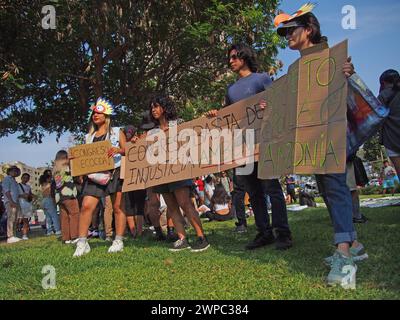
(362, 132, 385, 162)
(0, 0, 284, 143)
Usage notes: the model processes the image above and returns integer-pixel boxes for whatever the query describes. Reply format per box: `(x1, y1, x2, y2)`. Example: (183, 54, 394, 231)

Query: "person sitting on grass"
(201, 184, 233, 222)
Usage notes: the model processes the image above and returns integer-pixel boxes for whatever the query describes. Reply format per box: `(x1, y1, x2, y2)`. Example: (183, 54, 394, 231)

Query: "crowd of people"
(1, 5, 399, 289)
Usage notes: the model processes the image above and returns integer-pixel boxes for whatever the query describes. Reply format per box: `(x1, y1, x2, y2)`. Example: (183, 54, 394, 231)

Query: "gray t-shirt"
(2, 175, 20, 204)
(380, 90, 400, 153)
(226, 72, 272, 105)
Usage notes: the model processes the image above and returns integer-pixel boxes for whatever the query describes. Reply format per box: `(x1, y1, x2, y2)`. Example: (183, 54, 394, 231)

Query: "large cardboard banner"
(122, 93, 269, 192)
(69, 140, 115, 176)
(258, 40, 348, 179)
(123, 40, 348, 191)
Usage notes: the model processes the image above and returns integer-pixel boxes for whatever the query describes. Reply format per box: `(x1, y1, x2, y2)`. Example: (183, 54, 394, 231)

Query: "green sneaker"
(324, 243, 368, 266)
(326, 250, 357, 289)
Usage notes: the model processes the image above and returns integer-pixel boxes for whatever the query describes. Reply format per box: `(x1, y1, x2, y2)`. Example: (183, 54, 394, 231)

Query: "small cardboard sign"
(69, 140, 115, 176)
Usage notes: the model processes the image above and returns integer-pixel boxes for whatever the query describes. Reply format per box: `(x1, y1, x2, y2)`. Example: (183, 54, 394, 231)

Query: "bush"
(359, 181, 400, 195)
(359, 185, 382, 195)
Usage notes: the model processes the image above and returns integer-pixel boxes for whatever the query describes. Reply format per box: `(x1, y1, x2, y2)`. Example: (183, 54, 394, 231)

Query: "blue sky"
(1, 0, 399, 168)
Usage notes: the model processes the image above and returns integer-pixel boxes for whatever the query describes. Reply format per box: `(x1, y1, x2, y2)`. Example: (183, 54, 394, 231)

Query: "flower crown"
(87, 97, 115, 122)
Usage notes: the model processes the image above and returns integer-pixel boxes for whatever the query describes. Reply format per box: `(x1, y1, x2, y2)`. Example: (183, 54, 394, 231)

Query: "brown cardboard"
(69, 140, 115, 177)
(258, 40, 348, 179)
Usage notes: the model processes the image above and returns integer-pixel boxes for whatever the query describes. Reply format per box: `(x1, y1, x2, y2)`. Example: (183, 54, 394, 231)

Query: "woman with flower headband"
(73, 97, 128, 257)
(274, 3, 369, 288)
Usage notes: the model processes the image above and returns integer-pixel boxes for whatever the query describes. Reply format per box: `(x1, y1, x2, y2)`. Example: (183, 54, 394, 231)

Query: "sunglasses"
(284, 25, 305, 37)
(229, 54, 240, 61)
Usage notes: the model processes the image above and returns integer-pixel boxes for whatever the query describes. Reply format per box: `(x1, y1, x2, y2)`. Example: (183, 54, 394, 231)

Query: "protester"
(347, 156, 369, 223)
(123, 125, 146, 239)
(381, 160, 397, 196)
(2, 166, 22, 243)
(231, 174, 247, 233)
(204, 175, 215, 208)
(274, 3, 368, 287)
(18, 173, 34, 240)
(51, 150, 80, 244)
(379, 69, 400, 179)
(73, 97, 127, 257)
(39, 169, 61, 236)
(220, 171, 232, 196)
(206, 43, 293, 251)
(145, 94, 209, 252)
(201, 184, 233, 222)
(0, 185, 6, 237)
(194, 177, 205, 206)
(284, 175, 297, 204)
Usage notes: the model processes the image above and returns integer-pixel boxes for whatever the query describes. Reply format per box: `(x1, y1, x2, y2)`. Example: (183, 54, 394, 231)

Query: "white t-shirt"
(384, 166, 396, 179)
(19, 183, 33, 213)
(214, 203, 229, 212)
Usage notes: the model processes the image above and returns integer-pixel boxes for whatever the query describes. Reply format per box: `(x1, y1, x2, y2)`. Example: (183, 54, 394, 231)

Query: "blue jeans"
(315, 172, 357, 245)
(236, 164, 291, 235)
(42, 197, 61, 234)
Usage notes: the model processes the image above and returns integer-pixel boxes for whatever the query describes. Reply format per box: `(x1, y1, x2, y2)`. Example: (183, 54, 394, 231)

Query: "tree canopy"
(0, 0, 284, 143)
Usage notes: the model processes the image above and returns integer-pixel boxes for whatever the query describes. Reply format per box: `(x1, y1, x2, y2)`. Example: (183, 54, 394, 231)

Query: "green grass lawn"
(1, 206, 399, 300)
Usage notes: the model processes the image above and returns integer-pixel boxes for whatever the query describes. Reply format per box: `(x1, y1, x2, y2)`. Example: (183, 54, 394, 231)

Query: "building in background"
(0, 161, 50, 195)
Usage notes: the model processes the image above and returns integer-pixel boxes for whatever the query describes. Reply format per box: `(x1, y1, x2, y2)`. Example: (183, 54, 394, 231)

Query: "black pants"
(235, 164, 291, 236)
(202, 211, 233, 222)
(232, 174, 247, 227)
(287, 189, 297, 202)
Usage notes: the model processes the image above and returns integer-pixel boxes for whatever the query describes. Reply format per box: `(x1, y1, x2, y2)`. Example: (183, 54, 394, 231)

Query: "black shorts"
(124, 189, 146, 216)
(152, 179, 193, 194)
(81, 179, 108, 198)
(106, 167, 123, 195)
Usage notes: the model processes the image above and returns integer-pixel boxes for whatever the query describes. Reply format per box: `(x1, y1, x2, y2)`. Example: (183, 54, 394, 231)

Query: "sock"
(78, 237, 87, 243)
(115, 235, 124, 241)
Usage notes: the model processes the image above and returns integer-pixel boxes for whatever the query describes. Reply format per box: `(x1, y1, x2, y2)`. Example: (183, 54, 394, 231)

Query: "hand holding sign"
(343, 56, 355, 78)
(69, 140, 115, 177)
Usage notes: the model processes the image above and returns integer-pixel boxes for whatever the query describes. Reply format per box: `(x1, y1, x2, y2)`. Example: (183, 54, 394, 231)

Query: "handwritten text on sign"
(122, 93, 268, 192)
(258, 40, 348, 179)
(123, 41, 348, 191)
(69, 140, 115, 177)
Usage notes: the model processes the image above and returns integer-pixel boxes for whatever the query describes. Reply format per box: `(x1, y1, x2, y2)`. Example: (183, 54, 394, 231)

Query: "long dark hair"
(149, 94, 177, 123)
(228, 44, 258, 72)
(295, 13, 328, 44)
(39, 170, 52, 186)
(211, 184, 230, 205)
(380, 69, 400, 92)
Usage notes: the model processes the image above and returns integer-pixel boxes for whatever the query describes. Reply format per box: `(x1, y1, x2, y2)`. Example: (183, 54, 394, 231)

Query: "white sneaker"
(22, 235, 29, 240)
(73, 241, 91, 257)
(7, 236, 22, 244)
(65, 240, 72, 244)
(71, 238, 79, 244)
(108, 239, 124, 253)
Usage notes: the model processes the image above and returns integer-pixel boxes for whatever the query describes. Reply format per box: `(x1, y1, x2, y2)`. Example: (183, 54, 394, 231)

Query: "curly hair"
(149, 94, 177, 123)
(228, 44, 258, 73)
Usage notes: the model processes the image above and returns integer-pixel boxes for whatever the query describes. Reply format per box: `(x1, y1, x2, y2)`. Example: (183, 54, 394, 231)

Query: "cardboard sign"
(258, 40, 348, 179)
(123, 40, 348, 191)
(122, 93, 270, 192)
(69, 140, 114, 177)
